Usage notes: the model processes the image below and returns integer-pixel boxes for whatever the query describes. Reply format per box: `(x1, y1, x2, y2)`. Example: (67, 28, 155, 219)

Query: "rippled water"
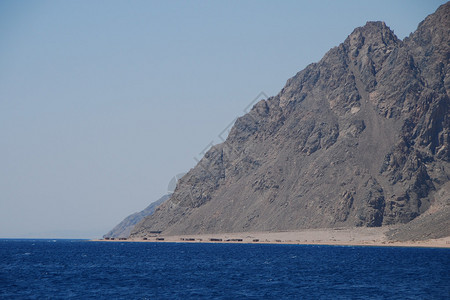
(1, 239, 449, 299)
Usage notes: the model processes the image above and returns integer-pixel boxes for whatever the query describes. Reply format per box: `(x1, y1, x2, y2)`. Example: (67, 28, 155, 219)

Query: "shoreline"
(92, 227, 450, 248)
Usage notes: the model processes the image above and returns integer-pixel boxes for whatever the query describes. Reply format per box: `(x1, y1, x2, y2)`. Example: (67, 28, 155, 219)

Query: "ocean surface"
(0, 239, 449, 299)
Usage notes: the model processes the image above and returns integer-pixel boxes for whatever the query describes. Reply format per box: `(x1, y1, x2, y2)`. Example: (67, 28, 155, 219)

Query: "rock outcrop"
(131, 3, 449, 239)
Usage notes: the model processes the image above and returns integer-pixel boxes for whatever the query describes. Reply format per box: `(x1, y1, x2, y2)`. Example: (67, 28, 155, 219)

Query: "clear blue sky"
(0, 0, 446, 238)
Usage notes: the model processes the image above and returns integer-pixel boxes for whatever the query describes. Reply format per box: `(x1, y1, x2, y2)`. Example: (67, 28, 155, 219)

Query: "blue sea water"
(0, 239, 449, 299)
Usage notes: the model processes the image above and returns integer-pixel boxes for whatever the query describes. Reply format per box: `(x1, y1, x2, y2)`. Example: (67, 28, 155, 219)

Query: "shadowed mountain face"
(131, 3, 450, 238)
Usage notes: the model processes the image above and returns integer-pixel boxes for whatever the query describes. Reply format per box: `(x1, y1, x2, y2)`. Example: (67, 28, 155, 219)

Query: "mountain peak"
(345, 21, 399, 55)
(357, 21, 391, 35)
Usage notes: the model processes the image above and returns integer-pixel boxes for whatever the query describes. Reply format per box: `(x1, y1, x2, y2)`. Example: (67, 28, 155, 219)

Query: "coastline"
(92, 227, 450, 248)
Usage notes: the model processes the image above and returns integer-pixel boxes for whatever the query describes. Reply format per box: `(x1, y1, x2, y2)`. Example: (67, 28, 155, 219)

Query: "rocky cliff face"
(130, 3, 450, 238)
(105, 194, 169, 238)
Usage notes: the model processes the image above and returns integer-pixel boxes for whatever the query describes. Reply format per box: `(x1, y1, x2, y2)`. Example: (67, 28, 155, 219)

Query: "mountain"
(130, 3, 449, 240)
(104, 194, 169, 238)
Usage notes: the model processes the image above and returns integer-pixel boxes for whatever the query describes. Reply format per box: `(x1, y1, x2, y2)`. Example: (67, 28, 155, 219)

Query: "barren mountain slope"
(131, 3, 449, 239)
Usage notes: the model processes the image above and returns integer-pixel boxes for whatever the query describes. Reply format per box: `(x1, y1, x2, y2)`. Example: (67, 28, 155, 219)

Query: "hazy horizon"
(1, 0, 447, 238)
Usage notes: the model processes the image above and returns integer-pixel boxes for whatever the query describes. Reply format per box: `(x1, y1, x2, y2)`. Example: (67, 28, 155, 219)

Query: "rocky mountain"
(104, 194, 169, 238)
(130, 3, 449, 240)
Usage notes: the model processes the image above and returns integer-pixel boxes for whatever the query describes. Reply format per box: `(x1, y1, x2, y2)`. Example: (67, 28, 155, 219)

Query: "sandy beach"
(94, 227, 450, 248)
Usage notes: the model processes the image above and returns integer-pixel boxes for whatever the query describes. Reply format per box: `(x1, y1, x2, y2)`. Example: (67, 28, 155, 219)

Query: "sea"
(0, 239, 449, 299)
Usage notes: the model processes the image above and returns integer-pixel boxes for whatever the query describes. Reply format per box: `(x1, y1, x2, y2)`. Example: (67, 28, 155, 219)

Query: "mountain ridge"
(130, 3, 449, 240)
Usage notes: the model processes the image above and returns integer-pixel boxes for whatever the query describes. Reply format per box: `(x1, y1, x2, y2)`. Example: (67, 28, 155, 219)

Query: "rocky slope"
(104, 194, 169, 238)
(131, 3, 449, 240)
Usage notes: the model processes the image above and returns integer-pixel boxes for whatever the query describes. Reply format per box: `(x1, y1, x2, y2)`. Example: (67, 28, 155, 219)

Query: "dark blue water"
(0, 240, 449, 299)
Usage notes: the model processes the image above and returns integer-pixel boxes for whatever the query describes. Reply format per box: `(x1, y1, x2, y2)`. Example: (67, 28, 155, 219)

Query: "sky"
(0, 0, 446, 238)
